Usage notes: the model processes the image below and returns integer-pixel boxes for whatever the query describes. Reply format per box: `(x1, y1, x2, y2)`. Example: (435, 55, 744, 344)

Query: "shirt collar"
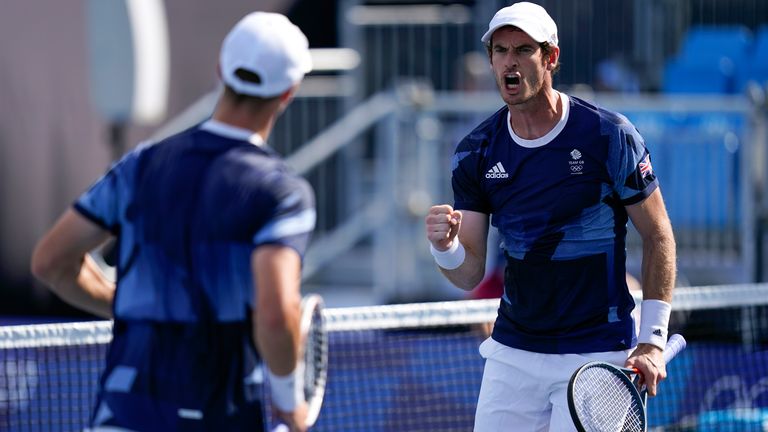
(506, 92, 570, 149)
(200, 119, 265, 147)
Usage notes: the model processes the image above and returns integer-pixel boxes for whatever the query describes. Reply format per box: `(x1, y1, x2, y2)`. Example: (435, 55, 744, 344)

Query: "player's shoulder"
(224, 143, 288, 175)
(127, 124, 213, 170)
(456, 106, 509, 152)
(260, 163, 316, 210)
(569, 94, 636, 133)
(136, 123, 200, 161)
(228, 146, 313, 199)
(156, 123, 202, 146)
(107, 138, 159, 175)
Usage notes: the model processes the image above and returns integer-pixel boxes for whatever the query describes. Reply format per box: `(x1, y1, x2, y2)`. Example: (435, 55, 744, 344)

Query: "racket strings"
(304, 306, 328, 401)
(298, 295, 329, 427)
(573, 367, 644, 432)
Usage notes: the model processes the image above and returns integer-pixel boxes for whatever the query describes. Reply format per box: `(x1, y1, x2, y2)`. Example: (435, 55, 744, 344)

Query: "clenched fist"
(425, 205, 462, 251)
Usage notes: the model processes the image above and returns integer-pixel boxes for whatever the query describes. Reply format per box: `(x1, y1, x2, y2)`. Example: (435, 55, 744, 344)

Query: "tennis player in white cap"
(32, 12, 315, 432)
(424, 3, 676, 430)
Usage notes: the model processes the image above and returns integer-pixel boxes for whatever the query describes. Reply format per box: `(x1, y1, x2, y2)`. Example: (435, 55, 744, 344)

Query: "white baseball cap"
(481, 2, 558, 47)
(220, 12, 312, 97)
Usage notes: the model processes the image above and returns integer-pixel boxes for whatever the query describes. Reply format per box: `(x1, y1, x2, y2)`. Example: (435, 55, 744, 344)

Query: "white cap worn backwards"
(220, 12, 313, 98)
(481, 2, 558, 47)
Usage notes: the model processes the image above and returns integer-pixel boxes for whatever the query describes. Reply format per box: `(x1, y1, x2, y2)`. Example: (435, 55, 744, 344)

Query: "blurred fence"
(145, 0, 768, 304)
(312, 0, 768, 301)
(4, 0, 767, 316)
(361, 88, 767, 301)
(148, 85, 768, 304)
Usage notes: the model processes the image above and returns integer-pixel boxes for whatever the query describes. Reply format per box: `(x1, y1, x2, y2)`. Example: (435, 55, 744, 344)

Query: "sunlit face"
(488, 26, 554, 107)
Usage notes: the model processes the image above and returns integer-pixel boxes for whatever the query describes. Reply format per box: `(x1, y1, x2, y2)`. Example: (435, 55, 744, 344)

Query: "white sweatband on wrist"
(267, 363, 305, 412)
(638, 299, 672, 350)
(430, 239, 465, 270)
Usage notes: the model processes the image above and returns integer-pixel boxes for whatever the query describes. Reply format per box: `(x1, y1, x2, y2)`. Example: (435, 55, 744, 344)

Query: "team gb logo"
(569, 149, 584, 174)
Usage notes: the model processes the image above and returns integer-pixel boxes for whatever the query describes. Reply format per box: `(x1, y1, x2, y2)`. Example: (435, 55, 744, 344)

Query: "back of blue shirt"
(452, 94, 657, 354)
(74, 120, 316, 429)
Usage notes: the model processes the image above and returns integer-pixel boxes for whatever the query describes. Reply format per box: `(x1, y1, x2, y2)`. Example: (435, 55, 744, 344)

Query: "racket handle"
(662, 333, 686, 364)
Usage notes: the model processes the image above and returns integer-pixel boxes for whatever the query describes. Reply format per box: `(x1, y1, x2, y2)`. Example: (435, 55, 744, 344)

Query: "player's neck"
(212, 102, 276, 140)
(508, 88, 562, 140)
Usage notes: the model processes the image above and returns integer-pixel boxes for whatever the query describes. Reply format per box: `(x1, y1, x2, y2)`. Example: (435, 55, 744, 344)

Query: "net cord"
(2, 283, 767, 347)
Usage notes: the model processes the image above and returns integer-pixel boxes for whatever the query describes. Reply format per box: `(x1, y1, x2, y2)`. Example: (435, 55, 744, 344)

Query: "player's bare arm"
(624, 188, 676, 396)
(252, 245, 308, 431)
(425, 206, 489, 290)
(30, 208, 115, 318)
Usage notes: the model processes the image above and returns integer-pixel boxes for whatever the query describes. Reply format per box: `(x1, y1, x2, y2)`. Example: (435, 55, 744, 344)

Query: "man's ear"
(280, 85, 297, 103)
(546, 47, 560, 71)
(277, 84, 300, 113)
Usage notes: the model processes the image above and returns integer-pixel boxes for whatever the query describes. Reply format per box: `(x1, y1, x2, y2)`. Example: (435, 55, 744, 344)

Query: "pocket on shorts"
(479, 337, 505, 359)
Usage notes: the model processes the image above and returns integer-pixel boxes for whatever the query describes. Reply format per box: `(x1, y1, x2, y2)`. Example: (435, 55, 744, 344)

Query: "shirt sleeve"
(73, 145, 146, 233)
(452, 139, 491, 214)
(613, 124, 659, 206)
(252, 173, 316, 257)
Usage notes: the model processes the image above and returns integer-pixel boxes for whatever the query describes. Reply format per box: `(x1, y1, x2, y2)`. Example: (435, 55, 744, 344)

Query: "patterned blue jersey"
(74, 120, 316, 430)
(452, 94, 657, 354)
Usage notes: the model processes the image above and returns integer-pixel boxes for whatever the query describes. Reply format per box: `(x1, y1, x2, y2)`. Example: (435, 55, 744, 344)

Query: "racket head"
(300, 294, 328, 427)
(567, 361, 647, 432)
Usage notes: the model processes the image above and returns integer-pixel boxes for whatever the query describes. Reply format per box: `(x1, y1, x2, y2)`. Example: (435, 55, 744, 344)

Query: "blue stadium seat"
(663, 26, 753, 94)
(675, 25, 752, 67)
(754, 25, 768, 68)
(736, 25, 768, 92)
(662, 60, 731, 94)
(624, 110, 744, 230)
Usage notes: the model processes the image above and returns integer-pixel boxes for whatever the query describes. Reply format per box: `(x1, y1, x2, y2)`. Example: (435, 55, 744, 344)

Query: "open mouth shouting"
(503, 72, 521, 91)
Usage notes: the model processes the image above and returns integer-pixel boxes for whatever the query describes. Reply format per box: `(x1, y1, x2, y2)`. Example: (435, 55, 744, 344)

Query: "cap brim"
(480, 21, 548, 45)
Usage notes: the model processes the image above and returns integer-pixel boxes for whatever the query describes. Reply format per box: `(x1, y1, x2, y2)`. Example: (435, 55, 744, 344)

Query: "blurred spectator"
(456, 51, 495, 93)
(595, 52, 640, 93)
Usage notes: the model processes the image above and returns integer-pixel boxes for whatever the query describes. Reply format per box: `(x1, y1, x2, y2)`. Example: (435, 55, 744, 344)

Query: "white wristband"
(638, 299, 672, 350)
(430, 239, 465, 270)
(267, 363, 305, 412)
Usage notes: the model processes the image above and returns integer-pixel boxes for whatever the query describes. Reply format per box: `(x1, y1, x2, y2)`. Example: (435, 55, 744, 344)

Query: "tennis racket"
(567, 334, 687, 432)
(299, 294, 328, 427)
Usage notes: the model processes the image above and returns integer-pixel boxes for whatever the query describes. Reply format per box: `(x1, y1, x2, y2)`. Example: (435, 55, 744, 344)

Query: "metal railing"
(395, 90, 765, 297)
(147, 80, 767, 303)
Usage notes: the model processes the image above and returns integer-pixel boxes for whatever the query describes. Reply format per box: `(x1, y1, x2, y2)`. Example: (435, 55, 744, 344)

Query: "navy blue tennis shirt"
(453, 94, 657, 354)
(74, 120, 316, 429)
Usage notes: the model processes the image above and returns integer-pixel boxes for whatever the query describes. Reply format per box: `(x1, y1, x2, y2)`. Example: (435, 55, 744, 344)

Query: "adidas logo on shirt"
(485, 162, 509, 179)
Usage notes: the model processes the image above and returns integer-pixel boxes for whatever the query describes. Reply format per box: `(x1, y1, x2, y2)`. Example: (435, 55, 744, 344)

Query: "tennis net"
(2, 283, 768, 431)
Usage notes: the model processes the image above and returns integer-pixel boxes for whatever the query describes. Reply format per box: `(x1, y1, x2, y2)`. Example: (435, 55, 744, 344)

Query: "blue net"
(1, 285, 768, 431)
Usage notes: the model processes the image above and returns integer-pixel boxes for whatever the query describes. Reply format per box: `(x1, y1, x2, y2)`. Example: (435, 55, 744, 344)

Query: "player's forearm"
(640, 228, 676, 302)
(439, 245, 486, 290)
(255, 304, 301, 376)
(36, 254, 114, 318)
(30, 208, 115, 317)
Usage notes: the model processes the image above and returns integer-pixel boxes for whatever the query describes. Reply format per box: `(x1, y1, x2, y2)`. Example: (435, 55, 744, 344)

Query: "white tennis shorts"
(473, 337, 631, 432)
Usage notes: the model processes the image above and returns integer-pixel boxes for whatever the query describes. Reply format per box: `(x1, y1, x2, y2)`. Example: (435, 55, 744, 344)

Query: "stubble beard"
(499, 75, 543, 109)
